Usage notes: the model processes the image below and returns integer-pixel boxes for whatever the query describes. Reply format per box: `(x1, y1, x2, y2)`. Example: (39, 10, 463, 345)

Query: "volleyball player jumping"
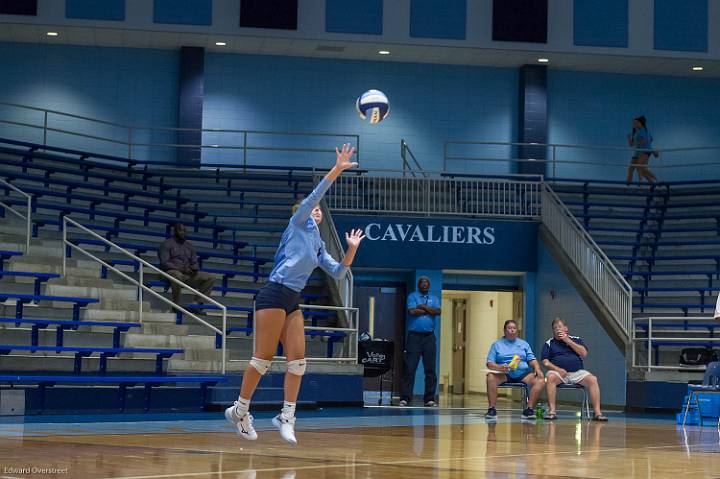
(225, 143, 365, 445)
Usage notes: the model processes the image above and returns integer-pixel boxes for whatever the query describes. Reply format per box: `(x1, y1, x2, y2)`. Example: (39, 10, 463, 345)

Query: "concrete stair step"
(9, 256, 98, 273)
(0, 355, 163, 373)
(168, 359, 239, 373)
(181, 349, 224, 361)
(139, 323, 189, 335)
(89, 299, 150, 310)
(81, 309, 175, 323)
(168, 359, 361, 374)
(0, 327, 117, 346)
(44, 284, 137, 301)
(51, 276, 114, 288)
(123, 333, 215, 349)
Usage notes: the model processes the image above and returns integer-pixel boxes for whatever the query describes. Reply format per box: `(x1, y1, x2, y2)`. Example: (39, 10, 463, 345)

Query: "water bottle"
(536, 402, 544, 419)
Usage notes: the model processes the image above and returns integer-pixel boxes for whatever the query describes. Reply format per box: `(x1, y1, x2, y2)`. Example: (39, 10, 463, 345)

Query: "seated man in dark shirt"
(158, 223, 215, 312)
(541, 319, 607, 421)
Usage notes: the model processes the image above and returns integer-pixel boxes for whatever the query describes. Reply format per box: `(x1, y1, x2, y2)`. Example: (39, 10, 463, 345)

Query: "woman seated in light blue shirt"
(485, 320, 545, 420)
(225, 144, 366, 445)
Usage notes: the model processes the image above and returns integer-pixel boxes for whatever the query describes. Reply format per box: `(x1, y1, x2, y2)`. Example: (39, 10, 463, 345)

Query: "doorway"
(450, 299, 467, 394)
(354, 284, 407, 394)
(440, 290, 524, 396)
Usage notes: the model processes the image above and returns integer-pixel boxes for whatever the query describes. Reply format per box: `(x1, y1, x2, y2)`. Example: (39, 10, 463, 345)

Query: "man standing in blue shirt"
(541, 319, 607, 421)
(398, 276, 441, 407)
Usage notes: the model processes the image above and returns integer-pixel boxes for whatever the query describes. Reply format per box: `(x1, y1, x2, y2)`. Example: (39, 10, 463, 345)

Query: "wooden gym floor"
(0, 407, 718, 479)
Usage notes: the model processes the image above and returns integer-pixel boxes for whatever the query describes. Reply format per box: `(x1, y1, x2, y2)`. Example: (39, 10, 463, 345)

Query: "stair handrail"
(401, 139, 428, 178)
(61, 216, 228, 374)
(317, 199, 354, 312)
(0, 178, 31, 253)
(541, 184, 632, 337)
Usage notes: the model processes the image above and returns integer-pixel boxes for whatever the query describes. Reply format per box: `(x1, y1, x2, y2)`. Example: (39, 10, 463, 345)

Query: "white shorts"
(547, 369, 591, 384)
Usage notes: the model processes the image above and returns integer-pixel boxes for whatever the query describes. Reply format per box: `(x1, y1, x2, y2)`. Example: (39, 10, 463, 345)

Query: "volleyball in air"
(356, 89, 390, 124)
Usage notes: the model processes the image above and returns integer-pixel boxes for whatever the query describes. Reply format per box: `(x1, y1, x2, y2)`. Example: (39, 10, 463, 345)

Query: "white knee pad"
(249, 357, 271, 375)
(286, 359, 306, 376)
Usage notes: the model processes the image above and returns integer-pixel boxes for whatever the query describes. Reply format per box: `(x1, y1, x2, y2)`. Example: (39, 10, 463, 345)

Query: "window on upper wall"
(409, 0, 466, 40)
(0, 0, 37, 16)
(240, 0, 298, 30)
(66, 0, 125, 21)
(154, 0, 212, 26)
(492, 0, 548, 44)
(326, 0, 383, 35)
(654, 0, 708, 53)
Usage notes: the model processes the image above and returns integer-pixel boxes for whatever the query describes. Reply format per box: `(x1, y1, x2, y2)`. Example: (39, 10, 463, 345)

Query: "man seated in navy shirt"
(541, 319, 607, 421)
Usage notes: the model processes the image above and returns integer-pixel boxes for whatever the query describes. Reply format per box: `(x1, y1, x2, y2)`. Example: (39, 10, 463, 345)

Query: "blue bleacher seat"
(0, 344, 183, 375)
(0, 250, 22, 270)
(0, 293, 99, 320)
(0, 317, 142, 348)
(0, 374, 227, 412)
(0, 270, 61, 295)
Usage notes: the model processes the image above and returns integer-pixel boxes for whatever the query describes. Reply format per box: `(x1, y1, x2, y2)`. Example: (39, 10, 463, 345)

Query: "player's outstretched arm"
(291, 144, 357, 225)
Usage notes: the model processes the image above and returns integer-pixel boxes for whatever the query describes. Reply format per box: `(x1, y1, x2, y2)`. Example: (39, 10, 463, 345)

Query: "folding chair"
(557, 383, 591, 419)
(683, 361, 720, 428)
(498, 381, 529, 410)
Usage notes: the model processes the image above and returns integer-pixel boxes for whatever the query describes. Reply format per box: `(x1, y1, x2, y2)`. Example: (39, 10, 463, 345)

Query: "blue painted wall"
(534, 241, 626, 406)
(548, 70, 720, 182)
(1, 42, 719, 181)
(0, 42, 179, 162)
(574, 0, 627, 48)
(202, 53, 517, 171)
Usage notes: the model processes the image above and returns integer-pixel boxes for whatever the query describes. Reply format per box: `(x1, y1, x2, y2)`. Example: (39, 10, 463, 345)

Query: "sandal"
(592, 414, 608, 422)
(544, 412, 557, 420)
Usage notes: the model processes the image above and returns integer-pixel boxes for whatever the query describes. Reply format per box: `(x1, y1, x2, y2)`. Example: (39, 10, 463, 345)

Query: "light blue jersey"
(407, 291, 441, 333)
(486, 337, 536, 379)
(268, 178, 348, 292)
(633, 127, 653, 154)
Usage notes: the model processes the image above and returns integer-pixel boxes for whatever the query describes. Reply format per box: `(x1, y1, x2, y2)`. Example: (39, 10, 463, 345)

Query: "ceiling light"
(215, 41, 226, 46)
(537, 58, 549, 63)
(46, 32, 58, 37)
(692, 66, 704, 71)
(378, 50, 390, 55)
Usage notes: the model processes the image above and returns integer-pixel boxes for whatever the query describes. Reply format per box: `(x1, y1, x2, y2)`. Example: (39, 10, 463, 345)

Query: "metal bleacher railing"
(0, 102, 360, 168)
(62, 216, 229, 374)
(0, 133, 359, 366)
(632, 317, 720, 372)
(442, 140, 720, 183)
(542, 185, 633, 337)
(321, 169, 543, 219)
(0, 177, 31, 253)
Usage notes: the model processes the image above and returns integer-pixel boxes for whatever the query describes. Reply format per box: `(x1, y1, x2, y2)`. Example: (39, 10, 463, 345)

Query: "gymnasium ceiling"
(0, 22, 718, 78)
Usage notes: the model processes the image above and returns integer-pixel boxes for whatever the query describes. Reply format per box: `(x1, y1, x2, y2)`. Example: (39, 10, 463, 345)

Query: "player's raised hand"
(345, 228, 365, 249)
(335, 143, 358, 171)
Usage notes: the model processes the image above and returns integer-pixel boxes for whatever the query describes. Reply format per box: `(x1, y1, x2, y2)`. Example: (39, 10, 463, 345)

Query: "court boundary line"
(94, 443, 696, 479)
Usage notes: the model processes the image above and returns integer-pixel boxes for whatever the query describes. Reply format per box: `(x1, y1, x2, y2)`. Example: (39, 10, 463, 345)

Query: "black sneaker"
(424, 400, 438, 407)
(522, 407, 536, 420)
(485, 407, 497, 419)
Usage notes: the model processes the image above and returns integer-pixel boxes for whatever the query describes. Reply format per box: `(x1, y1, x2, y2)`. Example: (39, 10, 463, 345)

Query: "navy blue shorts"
(504, 371, 533, 383)
(255, 281, 301, 315)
